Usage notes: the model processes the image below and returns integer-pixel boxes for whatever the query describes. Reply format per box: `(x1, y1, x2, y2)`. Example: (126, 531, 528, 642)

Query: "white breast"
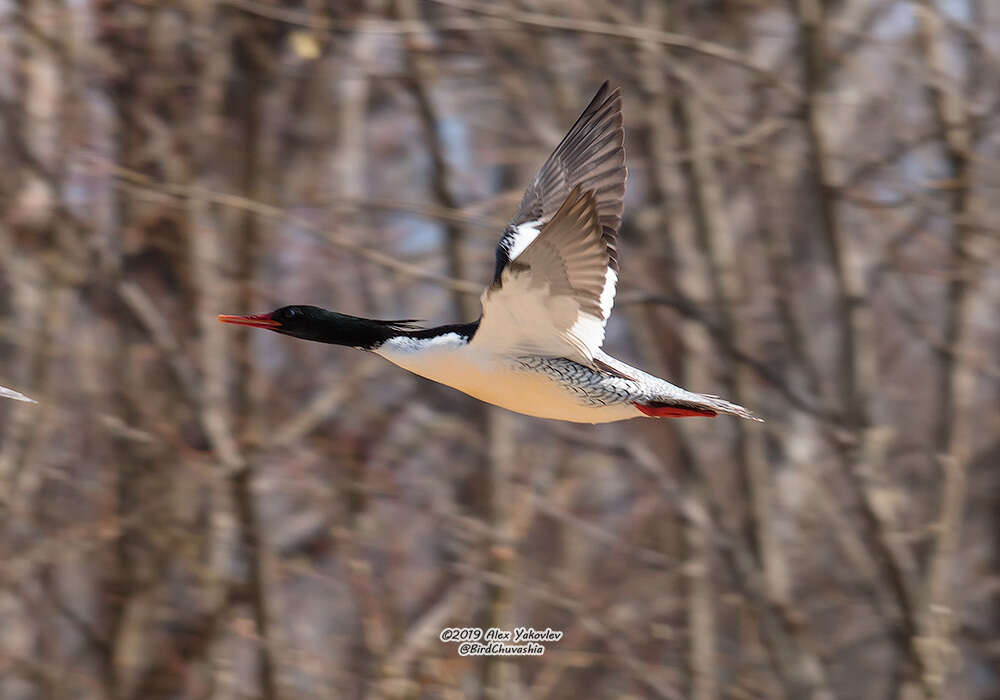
(374, 336, 638, 423)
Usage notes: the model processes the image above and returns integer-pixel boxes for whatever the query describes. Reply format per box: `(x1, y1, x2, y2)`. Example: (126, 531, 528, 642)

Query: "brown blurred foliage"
(1, 1, 998, 699)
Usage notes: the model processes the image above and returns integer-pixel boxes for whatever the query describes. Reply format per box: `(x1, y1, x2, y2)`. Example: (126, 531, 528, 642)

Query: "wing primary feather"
(478, 82, 627, 364)
(501, 82, 626, 283)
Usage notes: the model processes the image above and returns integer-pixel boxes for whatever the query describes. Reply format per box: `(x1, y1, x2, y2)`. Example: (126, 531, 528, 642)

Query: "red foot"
(633, 402, 717, 418)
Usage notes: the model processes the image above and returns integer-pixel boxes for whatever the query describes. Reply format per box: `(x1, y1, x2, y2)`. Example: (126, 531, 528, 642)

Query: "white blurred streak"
(0, 386, 36, 404)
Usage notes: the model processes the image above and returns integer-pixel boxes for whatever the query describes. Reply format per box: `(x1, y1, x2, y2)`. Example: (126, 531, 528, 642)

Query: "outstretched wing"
(474, 186, 617, 364)
(476, 82, 626, 364)
(493, 81, 625, 288)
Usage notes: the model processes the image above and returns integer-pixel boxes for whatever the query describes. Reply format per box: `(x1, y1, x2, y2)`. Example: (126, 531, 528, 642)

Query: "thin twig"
(429, 0, 802, 99)
(794, 1, 929, 694)
(911, 1, 978, 695)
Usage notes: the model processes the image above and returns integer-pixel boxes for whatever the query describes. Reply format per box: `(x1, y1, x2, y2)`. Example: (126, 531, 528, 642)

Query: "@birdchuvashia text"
(439, 627, 563, 656)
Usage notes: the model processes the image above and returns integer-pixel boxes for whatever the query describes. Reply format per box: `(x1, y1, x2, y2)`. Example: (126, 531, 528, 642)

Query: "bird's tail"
(634, 393, 762, 422)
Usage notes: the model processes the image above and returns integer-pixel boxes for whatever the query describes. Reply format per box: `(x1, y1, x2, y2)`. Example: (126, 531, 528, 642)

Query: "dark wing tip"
(501, 81, 627, 280)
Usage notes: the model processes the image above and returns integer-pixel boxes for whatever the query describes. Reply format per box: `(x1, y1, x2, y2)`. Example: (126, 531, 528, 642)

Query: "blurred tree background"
(1, 0, 998, 698)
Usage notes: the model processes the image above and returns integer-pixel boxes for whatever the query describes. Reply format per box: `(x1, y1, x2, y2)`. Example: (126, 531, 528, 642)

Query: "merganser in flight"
(220, 83, 759, 424)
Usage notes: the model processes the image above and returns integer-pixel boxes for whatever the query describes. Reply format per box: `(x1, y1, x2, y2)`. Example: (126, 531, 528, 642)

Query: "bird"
(0, 385, 36, 403)
(219, 82, 759, 424)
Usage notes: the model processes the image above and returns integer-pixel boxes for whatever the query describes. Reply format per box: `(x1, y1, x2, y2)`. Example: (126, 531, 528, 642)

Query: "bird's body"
(372, 327, 749, 423)
(376, 332, 636, 423)
(220, 83, 760, 424)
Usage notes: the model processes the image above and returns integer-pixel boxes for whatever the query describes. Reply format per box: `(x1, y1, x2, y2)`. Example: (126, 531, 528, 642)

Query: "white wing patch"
(600, 268, 617, 318)
(569, 266, 618, 352)
(506, 220, 542, 261)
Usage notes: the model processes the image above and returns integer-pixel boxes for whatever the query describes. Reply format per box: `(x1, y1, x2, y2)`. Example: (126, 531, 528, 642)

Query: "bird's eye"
(286, 308, 299, 317)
